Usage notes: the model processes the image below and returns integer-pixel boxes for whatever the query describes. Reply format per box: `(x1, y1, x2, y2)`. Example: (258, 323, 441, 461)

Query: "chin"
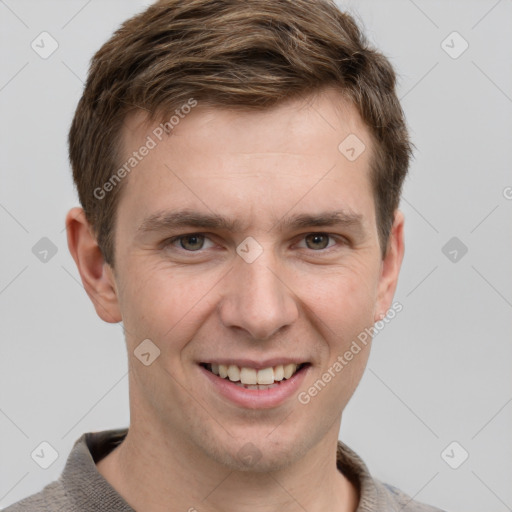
(205, 433, 308, 473)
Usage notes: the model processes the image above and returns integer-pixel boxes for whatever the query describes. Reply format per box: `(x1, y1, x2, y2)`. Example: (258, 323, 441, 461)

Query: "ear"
(374, 209, 405, 322)
(65, 207, 122, 323)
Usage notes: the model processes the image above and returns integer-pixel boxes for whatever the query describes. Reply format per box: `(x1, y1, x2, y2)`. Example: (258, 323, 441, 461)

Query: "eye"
(166, 233, 215, 251)
(297, 233, 340, 251)
(162, 232, 346, 254)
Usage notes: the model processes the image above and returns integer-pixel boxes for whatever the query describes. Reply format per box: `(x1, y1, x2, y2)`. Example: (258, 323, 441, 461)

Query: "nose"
(218, 253, 299, 341)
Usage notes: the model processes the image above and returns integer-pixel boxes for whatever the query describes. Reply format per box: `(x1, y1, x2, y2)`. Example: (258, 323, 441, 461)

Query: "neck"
(96, 421, 359, 512)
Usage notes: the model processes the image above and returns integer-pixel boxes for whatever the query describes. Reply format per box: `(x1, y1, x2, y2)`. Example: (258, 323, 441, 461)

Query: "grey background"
(1, 1, 511, 511)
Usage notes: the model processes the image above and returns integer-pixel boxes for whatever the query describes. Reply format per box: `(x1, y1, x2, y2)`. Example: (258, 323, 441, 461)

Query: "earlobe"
(65, 207, 122, 323)
(374, 209, 405, 323)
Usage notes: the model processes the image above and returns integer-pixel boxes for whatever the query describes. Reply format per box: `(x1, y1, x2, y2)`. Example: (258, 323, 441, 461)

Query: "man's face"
(96, 88, 402, 470)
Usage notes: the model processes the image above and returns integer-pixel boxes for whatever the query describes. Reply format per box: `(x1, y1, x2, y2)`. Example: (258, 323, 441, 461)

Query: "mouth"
(200, 362, 310, 390)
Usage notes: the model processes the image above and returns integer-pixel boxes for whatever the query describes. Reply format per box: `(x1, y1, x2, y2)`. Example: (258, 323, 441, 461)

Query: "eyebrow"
(136, 208, 366, 239)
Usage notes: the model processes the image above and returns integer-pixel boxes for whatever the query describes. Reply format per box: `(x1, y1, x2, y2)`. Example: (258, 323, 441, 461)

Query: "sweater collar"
(60, 428, 390, 512)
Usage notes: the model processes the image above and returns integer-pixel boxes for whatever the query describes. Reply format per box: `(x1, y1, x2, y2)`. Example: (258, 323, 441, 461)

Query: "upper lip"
(200, 358, 309, 369)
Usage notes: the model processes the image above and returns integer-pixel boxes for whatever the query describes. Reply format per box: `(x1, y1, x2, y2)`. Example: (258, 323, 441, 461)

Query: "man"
(5, 0, 447, 510)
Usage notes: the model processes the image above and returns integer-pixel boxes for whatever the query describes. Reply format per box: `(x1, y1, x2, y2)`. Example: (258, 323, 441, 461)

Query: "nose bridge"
(218, 250, 299, 340)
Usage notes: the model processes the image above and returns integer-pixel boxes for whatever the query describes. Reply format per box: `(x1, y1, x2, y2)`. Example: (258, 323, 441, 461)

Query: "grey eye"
(304, 233, 330, 250)
(179, 234, 206, 251)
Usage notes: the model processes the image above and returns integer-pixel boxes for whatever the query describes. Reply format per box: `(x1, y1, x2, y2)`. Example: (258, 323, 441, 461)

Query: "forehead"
(122, 88, 370, 152)
(121, 87, 370, 164)
(115, 88, 375, 232)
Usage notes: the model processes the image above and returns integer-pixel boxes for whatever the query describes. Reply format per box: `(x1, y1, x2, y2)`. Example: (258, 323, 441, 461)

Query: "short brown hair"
(68, 0, 413, 266)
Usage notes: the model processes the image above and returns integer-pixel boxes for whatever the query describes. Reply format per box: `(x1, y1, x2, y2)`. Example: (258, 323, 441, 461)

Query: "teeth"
(240, 367, 257, 385)
(208, 362, 301, 384)
(219, 364, 228, 379)
(274, 365, 284, 381)
(227, 364, 240, 382)
(235, 382, 279, 390)
(257, 367, 274, 385)
(283, 363, 296, 379)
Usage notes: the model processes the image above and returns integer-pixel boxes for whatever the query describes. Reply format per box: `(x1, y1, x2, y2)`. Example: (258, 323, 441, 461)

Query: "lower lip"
(198, 364, 310, 409)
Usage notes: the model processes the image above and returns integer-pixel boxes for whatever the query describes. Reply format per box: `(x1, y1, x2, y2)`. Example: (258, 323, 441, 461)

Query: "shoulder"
(374, 479, 448, 512)
(3, 429, 133, 512)
(2, 479, 69, 512)
(336, 441, 448, 512)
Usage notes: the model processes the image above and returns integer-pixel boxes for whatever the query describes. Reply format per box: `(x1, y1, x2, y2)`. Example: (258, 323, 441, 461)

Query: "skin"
(66, 87, 404, 512)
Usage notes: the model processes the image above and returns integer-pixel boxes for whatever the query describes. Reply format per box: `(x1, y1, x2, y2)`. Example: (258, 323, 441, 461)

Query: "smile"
(197, 359, 313, 409)
(201, 362, 309, 389)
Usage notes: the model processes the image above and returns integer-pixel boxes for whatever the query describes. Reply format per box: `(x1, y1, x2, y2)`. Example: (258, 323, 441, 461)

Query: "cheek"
(117, 259, 221, 348)
(300, 269, 376, 410)
(299, 263, 378, 337)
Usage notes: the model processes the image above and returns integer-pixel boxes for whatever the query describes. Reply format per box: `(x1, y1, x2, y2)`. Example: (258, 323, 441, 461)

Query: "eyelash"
(162, 232, 348, 253)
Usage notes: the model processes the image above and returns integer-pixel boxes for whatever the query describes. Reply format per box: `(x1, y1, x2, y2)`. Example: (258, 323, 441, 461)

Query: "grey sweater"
(4, 428, 446, 511)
